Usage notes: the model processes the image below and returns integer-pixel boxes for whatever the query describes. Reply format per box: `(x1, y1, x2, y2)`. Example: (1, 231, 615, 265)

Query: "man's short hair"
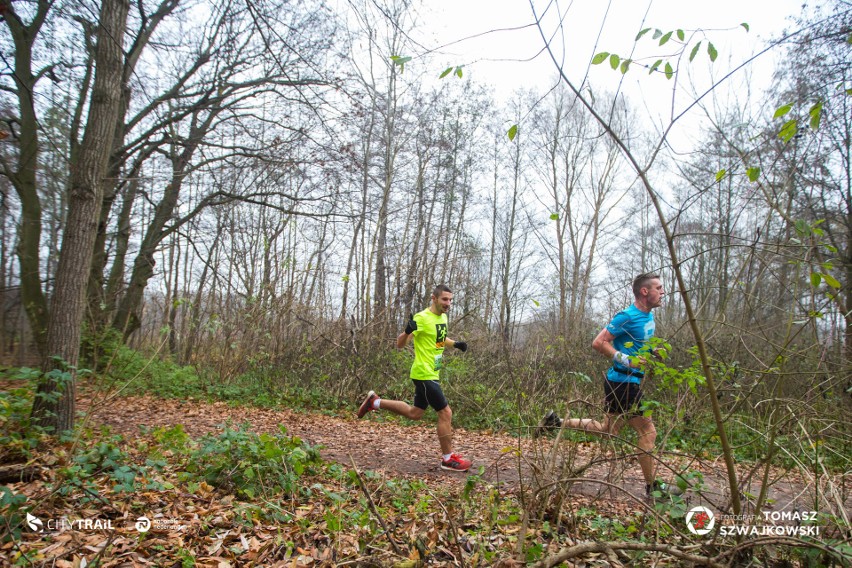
(432, 284, 452, 297)
(632, 273, 660, 298)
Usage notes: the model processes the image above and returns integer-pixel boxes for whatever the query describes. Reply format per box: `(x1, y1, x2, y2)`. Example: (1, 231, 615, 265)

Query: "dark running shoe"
(537, 410, 563, 435)
(357, 391, 379, 418)
(440, 453, 472, 472)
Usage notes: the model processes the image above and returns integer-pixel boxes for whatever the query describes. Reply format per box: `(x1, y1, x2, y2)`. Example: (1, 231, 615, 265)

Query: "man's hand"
(454, 341, 468, 352)
(614, 351, 644, 368)
(404, 314, 417, 335)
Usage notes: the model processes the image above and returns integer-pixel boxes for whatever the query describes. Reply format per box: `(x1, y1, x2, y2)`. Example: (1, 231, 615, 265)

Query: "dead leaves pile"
(0, 429, 525, 567)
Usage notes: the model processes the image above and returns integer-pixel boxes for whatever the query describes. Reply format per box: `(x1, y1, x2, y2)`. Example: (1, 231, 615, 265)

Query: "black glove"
(454, 341, 468, 352)
(404, 314, 417, 335)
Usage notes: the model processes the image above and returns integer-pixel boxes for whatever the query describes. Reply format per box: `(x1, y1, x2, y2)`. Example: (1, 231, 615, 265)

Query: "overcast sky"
(413, 0, 804, 115)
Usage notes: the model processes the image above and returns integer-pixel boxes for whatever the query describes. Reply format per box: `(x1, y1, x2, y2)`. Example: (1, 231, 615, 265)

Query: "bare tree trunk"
(182, 220, 222, 364)
(1, 0, 52, 355)
(485, 133, 499, 328)
(500, 121, 522, 343)
(104, 179, 138, 317)
(32, 0, 129, 433)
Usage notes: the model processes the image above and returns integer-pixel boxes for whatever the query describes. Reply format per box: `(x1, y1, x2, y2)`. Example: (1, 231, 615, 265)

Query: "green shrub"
(180, 423, 322, 500)
(59, 431, 164, 498)
(0, 368, 48, 461)
(102, 346, 202, 399)
(0, 486, 28, 543)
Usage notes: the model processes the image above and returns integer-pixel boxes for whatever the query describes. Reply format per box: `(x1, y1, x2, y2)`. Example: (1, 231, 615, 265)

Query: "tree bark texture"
(2, 0, 51, 355)
(32, 0, 130, 433)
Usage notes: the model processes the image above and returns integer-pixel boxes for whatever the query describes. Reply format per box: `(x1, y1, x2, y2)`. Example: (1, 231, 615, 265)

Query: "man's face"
(432, 291, 453, 314)
(643, 278, 665, 308)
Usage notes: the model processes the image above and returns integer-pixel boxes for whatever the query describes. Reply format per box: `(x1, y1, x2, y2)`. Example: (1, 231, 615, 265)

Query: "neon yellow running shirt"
(410, 308, 448, 380)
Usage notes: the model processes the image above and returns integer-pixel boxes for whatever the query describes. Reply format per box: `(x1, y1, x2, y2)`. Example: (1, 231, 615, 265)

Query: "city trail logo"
(26, 512, 43, 532)
(24, 513, 115, 532)
(686, 506, 715, 536)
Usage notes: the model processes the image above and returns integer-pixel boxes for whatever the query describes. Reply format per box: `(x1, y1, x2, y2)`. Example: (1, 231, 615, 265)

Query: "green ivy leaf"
(689, 42, 701, 62)
(507, 124, 518, 141)
(659, 31, 673, 46)
(649, 59, 663, 74)
(439, 67, 453, 79)
(609, 53, 620, 70)
(592, 52, 609, 65)
(531, 299, 540, 307)
(620, 59, 631, 74)
(676, 29, 685, 41)
(810, 272, 822, 287)
(664, 62, 674, 79)
(707, 42, 718, 61)
(715, 169, 726, 182)
(774, 104, 793, 118)
(822, 273, 841, 289)
(636, 28, 651, 41)
(809, 100, 823, 130)
(741, 22, 750, 32)
(746, 167, 760, 182)
(794, 219, 811, 237)
(652, 28, 663, 40)
(390, 55, 412, 72)
(779, 119, 798, 142)
(550, 213, 559, 221)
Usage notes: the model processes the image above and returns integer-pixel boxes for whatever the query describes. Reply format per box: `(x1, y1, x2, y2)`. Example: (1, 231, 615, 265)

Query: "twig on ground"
(533, 541, 727, 568)
(425, 486, 467, 568)
(347, 455, 403, 556)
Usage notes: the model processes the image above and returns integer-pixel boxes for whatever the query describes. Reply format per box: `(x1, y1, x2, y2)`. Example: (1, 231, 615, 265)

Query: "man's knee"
(636, 421, 657, 446)
(437, 406, 452, 422)
(410, 407, 426, 420)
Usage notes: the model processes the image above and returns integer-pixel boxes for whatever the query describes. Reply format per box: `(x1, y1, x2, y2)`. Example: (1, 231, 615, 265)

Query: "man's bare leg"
(627, 415, 657, 485)
(563, 413, 624, 437)
(436, 406, 453, 455)
(377, 399, 425, 421)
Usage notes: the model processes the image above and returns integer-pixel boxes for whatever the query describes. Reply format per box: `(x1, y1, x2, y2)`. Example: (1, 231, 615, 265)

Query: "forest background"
(0, 0, 850, 565)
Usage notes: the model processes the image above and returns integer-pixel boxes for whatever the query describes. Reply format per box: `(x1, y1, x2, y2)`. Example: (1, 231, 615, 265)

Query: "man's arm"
(446, 338, 467, 352)
(592, 327, 644, 368)
(397, 332, 411, 349)
(592, 328, 617, 358)
(397, 314, 418, 349)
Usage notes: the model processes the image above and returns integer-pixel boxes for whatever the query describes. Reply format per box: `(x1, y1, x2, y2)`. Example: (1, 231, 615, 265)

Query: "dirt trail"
(75, 388, 848, 517)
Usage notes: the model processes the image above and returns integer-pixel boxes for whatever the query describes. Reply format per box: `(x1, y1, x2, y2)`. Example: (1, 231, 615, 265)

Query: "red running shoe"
(357, 391, 378, 418)
(441, 453, 472, 472)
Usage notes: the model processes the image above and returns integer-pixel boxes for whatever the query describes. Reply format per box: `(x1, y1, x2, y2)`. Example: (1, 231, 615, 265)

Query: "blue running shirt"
(605, 304, 655, 384)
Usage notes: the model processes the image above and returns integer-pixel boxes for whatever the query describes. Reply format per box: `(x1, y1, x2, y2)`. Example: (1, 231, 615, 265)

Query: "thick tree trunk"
(32, 0, 129, 433)
(2, 0, 51, 355)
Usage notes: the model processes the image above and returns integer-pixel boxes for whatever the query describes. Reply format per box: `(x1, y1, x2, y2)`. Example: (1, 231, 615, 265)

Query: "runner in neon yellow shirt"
(357, 284, 471, 472)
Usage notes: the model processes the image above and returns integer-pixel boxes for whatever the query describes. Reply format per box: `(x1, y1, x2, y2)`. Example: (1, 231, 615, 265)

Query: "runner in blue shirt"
(539, 273, 682, 498)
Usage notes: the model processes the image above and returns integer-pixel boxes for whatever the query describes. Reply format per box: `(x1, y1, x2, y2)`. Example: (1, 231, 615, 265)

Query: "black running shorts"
(412, 380, 449, 411)
(604, 379, 643, 416)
